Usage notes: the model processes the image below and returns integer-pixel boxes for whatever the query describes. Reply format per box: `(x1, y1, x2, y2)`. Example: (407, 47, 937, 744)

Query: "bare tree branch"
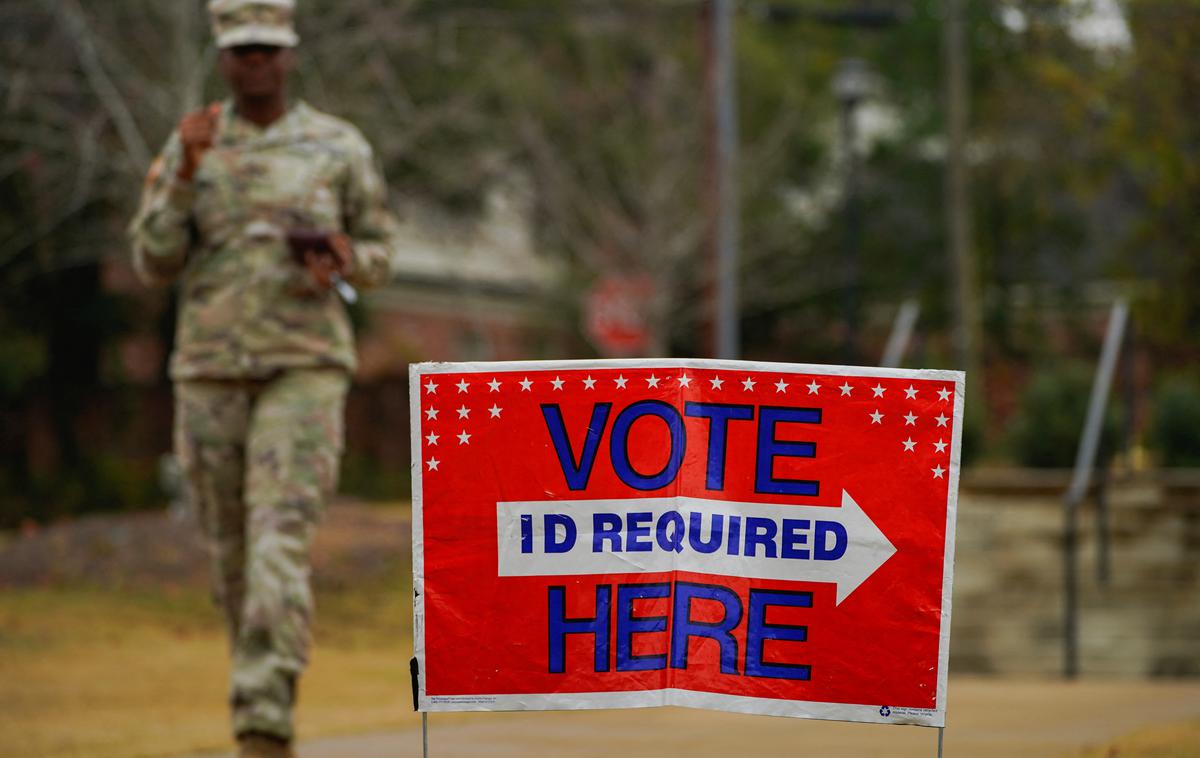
(56, 0, 151, 169)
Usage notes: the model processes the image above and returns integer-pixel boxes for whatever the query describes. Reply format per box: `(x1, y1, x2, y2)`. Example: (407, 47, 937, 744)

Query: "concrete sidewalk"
(195, 678, 1200, 758)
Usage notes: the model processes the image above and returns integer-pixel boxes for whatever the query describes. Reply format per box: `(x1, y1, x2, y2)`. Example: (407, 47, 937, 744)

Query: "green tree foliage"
(1150, 376, 1200, 467)
(1, 1, 1198, 520)
(1005, 363, 1122, 468)
(1111, 2, 1200, 350)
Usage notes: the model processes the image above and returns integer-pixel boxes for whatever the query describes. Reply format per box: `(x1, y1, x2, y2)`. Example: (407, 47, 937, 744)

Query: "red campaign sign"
(410, 359, 963, 727)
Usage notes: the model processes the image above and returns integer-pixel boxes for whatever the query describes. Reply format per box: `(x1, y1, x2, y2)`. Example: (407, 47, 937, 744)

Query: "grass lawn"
(0, 503, 417, 758)
(1075, 719, 1200, 758)
(3, 502, 1198, 758)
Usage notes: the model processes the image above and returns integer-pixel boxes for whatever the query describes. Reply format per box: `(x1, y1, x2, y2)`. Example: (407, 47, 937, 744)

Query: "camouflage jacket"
(129, 100, 398, 380)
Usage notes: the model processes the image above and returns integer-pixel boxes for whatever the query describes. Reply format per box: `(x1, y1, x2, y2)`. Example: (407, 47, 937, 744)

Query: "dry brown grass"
(4, 503, 1199, 758)
(0, 503, 417, 758)
(1072, 718, 1200, 758)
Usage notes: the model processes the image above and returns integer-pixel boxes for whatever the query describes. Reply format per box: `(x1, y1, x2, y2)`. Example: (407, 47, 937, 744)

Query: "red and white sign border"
(410, 358, 965, 728)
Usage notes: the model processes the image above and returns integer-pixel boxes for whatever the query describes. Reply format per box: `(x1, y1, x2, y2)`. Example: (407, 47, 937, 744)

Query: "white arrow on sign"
(496, 490, 897, 605)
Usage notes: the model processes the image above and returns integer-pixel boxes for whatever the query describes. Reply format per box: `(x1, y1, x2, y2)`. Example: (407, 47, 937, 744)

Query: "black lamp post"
(833, 57, 872, 363)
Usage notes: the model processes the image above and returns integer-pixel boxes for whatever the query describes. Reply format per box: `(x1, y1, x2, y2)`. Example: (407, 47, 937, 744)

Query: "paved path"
(194, 677, 1200, 758)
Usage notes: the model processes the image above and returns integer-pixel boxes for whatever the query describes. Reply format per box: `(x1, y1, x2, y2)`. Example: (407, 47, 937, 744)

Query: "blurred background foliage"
(1150, 376, 1200, 468)
(1005, 362, 1123, 468)
(1, 0, 1198, 525)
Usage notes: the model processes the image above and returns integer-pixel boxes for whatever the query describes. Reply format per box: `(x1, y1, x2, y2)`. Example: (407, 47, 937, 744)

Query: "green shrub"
(1006, 364, 1122, 468)
(339, 452, 412, 502)
(1150, 376, 1200, 467)
(959, 404, 985, 467)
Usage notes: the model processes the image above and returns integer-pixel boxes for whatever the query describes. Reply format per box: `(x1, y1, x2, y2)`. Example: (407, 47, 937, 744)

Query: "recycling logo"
(879, 705, 891, 717)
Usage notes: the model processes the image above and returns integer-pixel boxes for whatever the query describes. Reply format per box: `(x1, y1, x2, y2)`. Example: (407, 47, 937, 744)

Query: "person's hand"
(328, 232, 354, 275)
(176, 103, 221, 181)
(303, 234, 352, 291)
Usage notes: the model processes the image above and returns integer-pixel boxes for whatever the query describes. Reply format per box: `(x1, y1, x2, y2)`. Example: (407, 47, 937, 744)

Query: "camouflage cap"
(208, 0, 299, 49)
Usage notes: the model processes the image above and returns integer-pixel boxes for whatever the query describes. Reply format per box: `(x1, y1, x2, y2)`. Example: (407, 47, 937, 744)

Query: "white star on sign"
(932, 465, 946, 479)
(426, 458, 440, 471)
(870, 410, 884, 424)
(807, 380, 821, 395)
(551, 376, 565, 391)
(456, 379, 470, 393)
(615, 375, 629, 389)
(519, 378, 533, 392)
(904, 412, 918, 426)
(646, 375, 660, 388)
(424, 380, 438, 394)
(426, 432, 439, 446)
(840, 382, 853, 396)
(583, 376, 597, 389)
(678, 374, 692, 388)
(457, 406, 470, 419)
(775, 379, 789, 393)
(935, 413, 949, 427)
(710, 376, 725, 390)
(457, 431, 471, 445)
(902, 438, 916, 452)
(488, 378, 501, 392)
(933, 439, 948, 453)
(872, 384, 886, 397)
(904, 385, 918, 399)
(938, 388, 952, 401)
(742, 377, 757, 391)
(489, 405, 503, 418)
(425, 407, 439, 421)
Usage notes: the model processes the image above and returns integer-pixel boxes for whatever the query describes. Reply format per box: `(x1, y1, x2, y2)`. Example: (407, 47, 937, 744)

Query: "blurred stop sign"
(585, 275, 655, 357)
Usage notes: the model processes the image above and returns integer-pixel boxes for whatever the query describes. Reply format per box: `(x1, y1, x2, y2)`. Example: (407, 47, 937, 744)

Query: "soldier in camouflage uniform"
(128, 2, 399, 756)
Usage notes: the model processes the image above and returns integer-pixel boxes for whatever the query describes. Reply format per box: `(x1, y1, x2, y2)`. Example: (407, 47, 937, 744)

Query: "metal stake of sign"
(938, 725, 945, 757)
(410, 656, 428, 756)
(1063, 299, 1128, 678)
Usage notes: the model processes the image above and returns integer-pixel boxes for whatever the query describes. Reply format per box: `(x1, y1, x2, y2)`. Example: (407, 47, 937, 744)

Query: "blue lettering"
(781, 518, 811, 559)
(683, 402, 754, 491)
(755, 406, 821, 496)
(670, 582, 743, 675)
(520, 513, 533, 554)
(593, 513, 623, 552)
(656, 511, 686, 553)
(610, 400, 687, 491)
(726, 515, 742, 556)
(547, 585, 611, 673)
(743, 516, 778, 558)
(544, 514, 577, 554)
(548, 581, 819, 680)
(616, 583, 670, 671)
(626, 512, 653, 552)
(542, 403, 611, 491)
(745, 589, 812, 680)
(814, 520, 848, 561)
(688, 512, 724, 554)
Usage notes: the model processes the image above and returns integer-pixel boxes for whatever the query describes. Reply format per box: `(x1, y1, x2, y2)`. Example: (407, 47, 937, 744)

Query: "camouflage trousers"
(174, 368, 349, 741)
